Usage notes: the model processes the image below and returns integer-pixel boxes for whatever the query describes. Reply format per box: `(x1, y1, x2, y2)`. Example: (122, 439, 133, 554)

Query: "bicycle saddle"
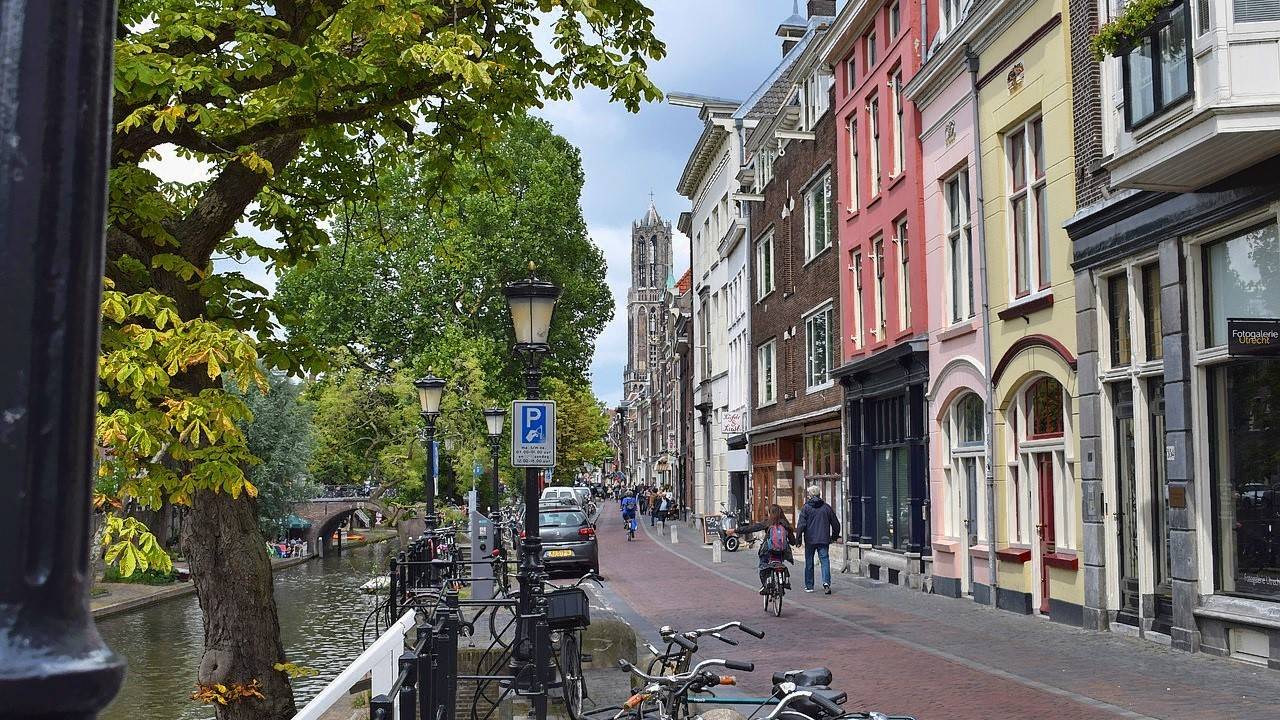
(770, 667, 833, 686)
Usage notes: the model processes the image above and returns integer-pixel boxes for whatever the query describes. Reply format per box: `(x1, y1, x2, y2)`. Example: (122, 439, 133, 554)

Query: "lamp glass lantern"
(484, 407, 507, 438)
(414, 375, 446, 416)
(503, 277, 562, 348)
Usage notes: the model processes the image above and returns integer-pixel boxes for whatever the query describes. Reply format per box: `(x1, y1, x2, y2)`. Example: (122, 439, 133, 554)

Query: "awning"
(285, 514, 312, 529)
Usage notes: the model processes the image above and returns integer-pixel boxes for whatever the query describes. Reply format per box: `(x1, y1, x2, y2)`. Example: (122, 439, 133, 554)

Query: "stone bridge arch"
(293, 498, 393, 557)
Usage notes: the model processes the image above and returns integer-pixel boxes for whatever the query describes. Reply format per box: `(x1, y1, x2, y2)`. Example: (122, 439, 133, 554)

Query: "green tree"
(233, 372, 319, 537)
(101, 3, 664, 717)
(544, 376, 610, 478)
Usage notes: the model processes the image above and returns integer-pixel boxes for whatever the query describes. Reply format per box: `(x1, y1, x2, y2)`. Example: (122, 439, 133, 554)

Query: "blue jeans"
(804, 543, 831, 590)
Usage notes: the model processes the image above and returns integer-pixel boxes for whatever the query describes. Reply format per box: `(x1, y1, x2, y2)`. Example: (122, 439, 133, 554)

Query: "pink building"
(823, 0, 931, 590)
(904, 18, 990, 601)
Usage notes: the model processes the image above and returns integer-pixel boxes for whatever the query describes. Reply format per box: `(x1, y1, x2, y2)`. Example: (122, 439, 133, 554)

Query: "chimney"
(807, 1, 836, 16)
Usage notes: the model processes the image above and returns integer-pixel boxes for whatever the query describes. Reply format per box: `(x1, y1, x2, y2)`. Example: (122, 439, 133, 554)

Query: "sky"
(544, 1, 815, 407)
(148, 1, 812, 406)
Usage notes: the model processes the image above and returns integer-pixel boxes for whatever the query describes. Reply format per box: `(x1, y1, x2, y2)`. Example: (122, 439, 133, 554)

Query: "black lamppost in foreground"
(415, 374, 446, 530)
(483, 406, 506, 554)
(503, 274, 561, 712)
(0, 2, 125, 717)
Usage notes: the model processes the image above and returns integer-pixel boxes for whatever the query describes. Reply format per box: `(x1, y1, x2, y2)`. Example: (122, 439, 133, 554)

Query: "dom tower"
(622, 200, 672, 485)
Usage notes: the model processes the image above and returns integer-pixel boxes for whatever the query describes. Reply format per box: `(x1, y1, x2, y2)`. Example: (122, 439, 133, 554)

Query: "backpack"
(621, 496, 637, 512)
(767, 523, 789, 553)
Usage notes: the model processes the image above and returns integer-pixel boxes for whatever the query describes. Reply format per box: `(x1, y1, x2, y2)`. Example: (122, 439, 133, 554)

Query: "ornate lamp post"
(0, 3, 125, 716)
(503, 274, 560, 711)
(414, 374, 446, 530)
(483, 407, 506, 556)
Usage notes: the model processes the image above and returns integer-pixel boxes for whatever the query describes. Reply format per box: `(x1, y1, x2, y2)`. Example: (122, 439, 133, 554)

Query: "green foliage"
(231, 371, 320, 536)
(1092, 0, 1169, 60)
(103, 564, 179, 585)
(544, 377, 610, 473)
(101, 515, 175, 579)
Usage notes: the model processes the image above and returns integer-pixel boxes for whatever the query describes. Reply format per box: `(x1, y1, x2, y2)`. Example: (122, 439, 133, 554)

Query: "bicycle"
(762, 562, 788, 617)
(641, 621, 766, 679)
(545, 572, 603, 719)
(626, 514, 638, 541)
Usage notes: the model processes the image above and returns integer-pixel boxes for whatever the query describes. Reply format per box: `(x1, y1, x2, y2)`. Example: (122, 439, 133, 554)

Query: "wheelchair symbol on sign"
(522, 406, 546, 444)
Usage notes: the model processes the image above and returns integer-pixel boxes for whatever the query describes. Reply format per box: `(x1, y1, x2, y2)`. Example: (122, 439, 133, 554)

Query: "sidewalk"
(592, 520, 1280, 720)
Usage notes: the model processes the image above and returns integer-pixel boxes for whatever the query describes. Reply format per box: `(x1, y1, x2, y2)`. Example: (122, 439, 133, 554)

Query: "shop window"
(804, 432, 842, 483)
(1203, 221, 1280, 347)
(945, 169, 974, 324)
(1123, 0, 1192, 129)
(1142, 263, 1163, 360)
(1027, 377, 1065, 439)
(1209, 358, 1280, 600)
(1108, 273, 1132, 367)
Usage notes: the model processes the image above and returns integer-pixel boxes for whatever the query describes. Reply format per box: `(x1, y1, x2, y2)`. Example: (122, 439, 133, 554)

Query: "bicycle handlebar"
(617, 657, 752, 685)
(722, 659, 754, 672)
(756, 690, 844, 720)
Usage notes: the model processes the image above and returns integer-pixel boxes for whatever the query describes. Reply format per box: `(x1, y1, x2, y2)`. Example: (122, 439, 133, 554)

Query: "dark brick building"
(745, 12, 842, 525)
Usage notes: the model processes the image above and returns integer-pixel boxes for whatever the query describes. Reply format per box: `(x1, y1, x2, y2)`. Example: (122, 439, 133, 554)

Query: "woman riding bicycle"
(620, 490, 639, 536)
(726, 504, 796, 593)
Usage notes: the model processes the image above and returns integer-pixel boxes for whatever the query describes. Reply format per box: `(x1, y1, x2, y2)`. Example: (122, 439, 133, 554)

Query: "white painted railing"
(291, 609, 417, 720)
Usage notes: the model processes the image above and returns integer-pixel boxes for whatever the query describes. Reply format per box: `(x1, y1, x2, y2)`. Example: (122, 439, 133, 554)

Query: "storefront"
(1067, 156, 1280, 661)
(836, 341, 930, 589)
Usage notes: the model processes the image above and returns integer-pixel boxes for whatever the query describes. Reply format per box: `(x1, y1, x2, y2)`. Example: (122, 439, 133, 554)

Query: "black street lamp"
(502, 274, 560, 711)
(483, 407, 506, 555)
(415, 374, 446, 530)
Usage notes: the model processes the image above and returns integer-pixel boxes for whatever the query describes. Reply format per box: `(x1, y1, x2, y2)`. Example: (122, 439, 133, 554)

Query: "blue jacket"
(797, 497, 841, 546)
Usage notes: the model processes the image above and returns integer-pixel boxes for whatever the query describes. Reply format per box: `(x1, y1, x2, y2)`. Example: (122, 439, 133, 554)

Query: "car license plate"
(547, 549, 574, 558)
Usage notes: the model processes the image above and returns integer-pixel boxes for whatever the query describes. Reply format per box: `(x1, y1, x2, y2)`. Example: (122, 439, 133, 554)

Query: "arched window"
(1027, 377, 1064, 439)
(944, 393, 987, 551)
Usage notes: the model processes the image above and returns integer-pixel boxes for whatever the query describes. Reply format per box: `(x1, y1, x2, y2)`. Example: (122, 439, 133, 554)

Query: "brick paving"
(592, 518, 1280, 720)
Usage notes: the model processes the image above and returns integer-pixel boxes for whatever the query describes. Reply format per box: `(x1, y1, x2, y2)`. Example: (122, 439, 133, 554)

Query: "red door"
(1036, 453, 1055, 615)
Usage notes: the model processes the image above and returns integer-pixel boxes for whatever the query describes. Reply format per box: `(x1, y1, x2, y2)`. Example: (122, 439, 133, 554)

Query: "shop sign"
(1227, 318, 1280, 357)
(722, 412, 743, 434)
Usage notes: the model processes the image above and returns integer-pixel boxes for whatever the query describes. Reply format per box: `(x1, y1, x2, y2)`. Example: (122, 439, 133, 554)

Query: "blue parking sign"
(511, 400, 556, 467)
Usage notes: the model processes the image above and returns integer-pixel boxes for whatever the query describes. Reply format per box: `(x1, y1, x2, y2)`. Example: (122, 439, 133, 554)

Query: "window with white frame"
(869, 96, 882, 195)
(805, 303, 837, 389)
(945, 393, 988, 543)
(895, 217, 911, 329)
(851, 250, 865, 349)
(891, 71, 904, 177)
(756, 232, 774, 300)
(1007, 116, 1048, 298)
(889, 1, 901, 38)
(757, 144, 775, 193)
(872, 235, 886, 339)
(847, 118, 859, 212)
(803, 69, 832, 130)
(866, 31, 878, 70)
(945, 169, 975, 324)
(845, 55, 857, 92)
(757, 339, 776, 406)
(942, 0, 963, 33)
(804, 172, 834, 260)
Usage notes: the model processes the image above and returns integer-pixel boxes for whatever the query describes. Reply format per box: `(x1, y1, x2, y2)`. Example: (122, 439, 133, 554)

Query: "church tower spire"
(624, 198, 673, 400)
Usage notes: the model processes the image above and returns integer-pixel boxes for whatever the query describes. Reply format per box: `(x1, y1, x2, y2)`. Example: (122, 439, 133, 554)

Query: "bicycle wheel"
(762, 575, 773, 613)
(559, 631, 585, 719)
(772, 585, 784, 617)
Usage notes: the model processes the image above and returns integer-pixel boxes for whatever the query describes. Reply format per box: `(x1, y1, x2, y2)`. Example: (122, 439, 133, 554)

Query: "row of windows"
(843, 69, 906, 213)
(754, 171, 835, 302)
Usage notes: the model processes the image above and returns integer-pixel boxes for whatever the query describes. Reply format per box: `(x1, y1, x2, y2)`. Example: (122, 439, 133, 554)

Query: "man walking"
(796, 485, 841, 594)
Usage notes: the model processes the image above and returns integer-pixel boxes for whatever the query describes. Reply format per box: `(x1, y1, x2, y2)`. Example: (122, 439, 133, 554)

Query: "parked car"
(541, 486, 581, 507)
(571, 486, 593, 509)
(537, 505, 598, 576)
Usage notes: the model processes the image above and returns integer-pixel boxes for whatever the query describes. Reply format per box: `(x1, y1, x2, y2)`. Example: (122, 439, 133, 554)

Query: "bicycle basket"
(546, 587, 591, 630)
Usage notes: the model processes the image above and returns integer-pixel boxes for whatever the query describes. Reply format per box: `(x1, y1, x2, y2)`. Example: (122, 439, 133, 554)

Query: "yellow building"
(971, 0, 1082, 622)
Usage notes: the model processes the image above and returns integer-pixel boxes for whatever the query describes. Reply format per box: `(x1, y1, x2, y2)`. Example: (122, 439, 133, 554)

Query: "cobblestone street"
(592, 518, 1280, 720)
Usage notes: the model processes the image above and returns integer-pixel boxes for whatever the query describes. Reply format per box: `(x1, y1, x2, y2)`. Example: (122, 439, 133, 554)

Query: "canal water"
(96, 540, 396, 720)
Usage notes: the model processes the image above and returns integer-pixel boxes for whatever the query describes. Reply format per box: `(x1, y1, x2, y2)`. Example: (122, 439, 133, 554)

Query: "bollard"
(712, 539, 722, 563)
(670, 525, 678, 544)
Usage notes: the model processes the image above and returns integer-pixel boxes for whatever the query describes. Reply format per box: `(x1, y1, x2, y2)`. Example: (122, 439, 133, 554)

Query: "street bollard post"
(712, 539, 722, 563)
(671, 525, 678, 544)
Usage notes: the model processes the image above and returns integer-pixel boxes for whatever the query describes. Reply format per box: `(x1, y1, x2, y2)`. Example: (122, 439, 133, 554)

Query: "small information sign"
(1227, 318, 1280, 357)
(511, 400, 557, 467)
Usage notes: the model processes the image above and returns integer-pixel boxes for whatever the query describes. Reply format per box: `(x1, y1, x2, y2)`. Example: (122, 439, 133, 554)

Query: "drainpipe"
(920, 0, 929, 65)
(967, 46, 999, 608)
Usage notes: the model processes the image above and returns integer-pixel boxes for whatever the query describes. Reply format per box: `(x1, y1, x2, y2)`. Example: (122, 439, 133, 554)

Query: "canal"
(96, 540, 396, 720)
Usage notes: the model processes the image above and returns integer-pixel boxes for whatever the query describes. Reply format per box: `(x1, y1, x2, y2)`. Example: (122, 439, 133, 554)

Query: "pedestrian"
(725, 504, 796, 593)
(649, 487, 661, 526)
(657, 491, 670, 526)
(796, 484, 841, 594)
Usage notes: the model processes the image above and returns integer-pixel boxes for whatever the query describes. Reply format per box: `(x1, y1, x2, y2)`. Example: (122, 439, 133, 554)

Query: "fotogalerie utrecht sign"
(1227, 318, 1280, 357)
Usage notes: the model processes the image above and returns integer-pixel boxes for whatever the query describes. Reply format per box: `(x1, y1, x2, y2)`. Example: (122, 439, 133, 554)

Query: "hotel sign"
(1227, 318, 1280, 357)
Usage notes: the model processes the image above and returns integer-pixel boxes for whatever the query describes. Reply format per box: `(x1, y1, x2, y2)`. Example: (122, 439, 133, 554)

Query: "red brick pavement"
(594, 519, 1280, 720)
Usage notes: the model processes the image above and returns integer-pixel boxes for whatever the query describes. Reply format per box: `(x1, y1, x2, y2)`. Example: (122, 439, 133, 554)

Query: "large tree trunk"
(181, 489, 296, 720)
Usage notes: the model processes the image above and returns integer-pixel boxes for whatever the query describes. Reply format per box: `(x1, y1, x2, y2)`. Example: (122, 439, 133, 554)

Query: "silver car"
(537, 505, 599, 575)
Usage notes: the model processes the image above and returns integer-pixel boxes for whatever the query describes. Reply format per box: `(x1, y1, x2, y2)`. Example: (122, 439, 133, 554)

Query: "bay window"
(1122, 0, 1192, 129)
